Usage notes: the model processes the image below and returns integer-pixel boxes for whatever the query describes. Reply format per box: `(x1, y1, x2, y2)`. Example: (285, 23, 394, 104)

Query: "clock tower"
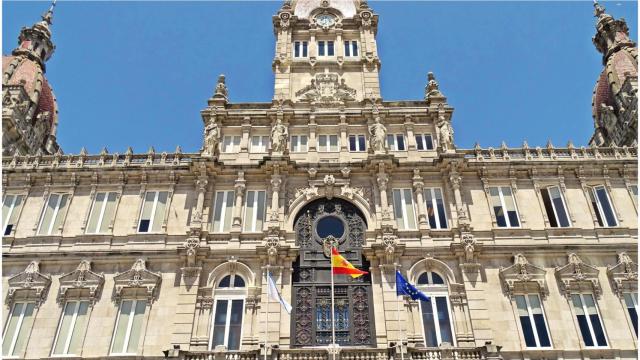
(272, 0, 381, 106)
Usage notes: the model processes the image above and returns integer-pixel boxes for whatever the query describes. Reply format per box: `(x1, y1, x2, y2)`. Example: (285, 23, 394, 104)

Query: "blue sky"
(3, 1, 638, 154)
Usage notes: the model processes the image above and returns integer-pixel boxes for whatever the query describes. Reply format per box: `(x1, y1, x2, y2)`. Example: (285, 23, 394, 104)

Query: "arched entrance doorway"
(291, 198, 375, 347)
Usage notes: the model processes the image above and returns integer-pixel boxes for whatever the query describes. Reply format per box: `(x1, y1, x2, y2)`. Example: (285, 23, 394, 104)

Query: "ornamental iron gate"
(291, 198, 375, 347)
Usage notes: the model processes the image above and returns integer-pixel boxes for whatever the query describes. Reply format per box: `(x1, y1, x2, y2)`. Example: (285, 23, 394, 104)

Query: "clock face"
(316, 14, 335, 27)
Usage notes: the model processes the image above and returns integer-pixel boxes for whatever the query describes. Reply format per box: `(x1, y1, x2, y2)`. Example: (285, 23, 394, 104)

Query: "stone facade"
(2, 1, 638, 360)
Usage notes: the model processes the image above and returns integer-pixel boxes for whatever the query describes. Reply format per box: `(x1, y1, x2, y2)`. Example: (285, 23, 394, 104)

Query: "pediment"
(555, 253, 601, 297)
(113, 259, 161, 301)
(607, 252, 638, 296)
(7, 261, 51, 305)
(58, 260, 104, 303)
(499, 254, 548, 297)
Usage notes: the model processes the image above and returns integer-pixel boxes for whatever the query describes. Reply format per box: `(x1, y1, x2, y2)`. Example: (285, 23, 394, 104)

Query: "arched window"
(209, 274, 246, 351)
(416, 271, 455, 347)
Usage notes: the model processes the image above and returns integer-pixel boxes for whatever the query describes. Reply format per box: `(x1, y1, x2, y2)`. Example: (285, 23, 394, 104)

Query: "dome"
(292, 0, 358, 19)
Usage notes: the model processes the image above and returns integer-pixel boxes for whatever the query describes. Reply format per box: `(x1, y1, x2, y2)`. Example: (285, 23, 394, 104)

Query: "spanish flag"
(331, 247, 368, 278)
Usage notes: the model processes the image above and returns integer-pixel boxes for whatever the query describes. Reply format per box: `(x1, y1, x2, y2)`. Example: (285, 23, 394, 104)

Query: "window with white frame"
(212, 190, 235, 233)
(416, 271, 455, 347)
(318, 135, 339, 152)
(588, 185, 618, 227)
(210, 274, 246, 351)
(317, 40, 334, 57)
(86, 192, 118, 234)
(243, 190, 266, 232)
(293, 41, 308, 58)
(110, 299, 147, 355)
(386, 134, 406, 151)
(137, 191, 168, 233)
(415, 134, 434, 151)
(392, 189, 417, 230)
(571, 293, 607, 347)
(291, 135, 308, 153)
(250, 136, 270, 153)
(52, 300, 90, 355)
(344, 40, 358, 57)
(2, 302, 36, 357)
(37, 193, 70, 235)
(424, 188, 448, 229)
(222, 136, 241, 153)
(348, 135, 366, 152)
(623, 293, 638, 336)
(540, 186, 571, 228)
(514, 294, 552, 348)
(488, 186, 520, 228)
(2, 194, 24, 236)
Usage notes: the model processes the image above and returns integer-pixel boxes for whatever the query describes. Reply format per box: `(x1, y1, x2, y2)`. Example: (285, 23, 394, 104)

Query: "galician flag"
(331, 247, 368, 278)
(267, 273, 292, 314)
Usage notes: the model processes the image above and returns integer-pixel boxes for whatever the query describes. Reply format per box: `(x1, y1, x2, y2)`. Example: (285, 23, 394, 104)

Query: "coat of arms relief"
(295, 72, 356, 106)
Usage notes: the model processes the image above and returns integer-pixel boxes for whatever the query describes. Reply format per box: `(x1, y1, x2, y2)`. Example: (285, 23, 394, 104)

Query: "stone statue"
(202, 121, 220, 156)
(271, 118, 288, 152)
(368, 117, 387, 153)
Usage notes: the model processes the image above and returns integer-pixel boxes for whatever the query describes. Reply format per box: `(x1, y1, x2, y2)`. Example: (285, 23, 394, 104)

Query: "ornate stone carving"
(202, 120, 220, 157)
(295, 72, 356, 105)
(607, 252, 638, 296)
(270, 118, 288, 153)
(113, 259, 162, 301)
(6, 261, 51, 305)
(555, 253, 601, 297)
(499, 254, 548, 297)
(58, 260, 105, 304)
(368, 117, 387, 153)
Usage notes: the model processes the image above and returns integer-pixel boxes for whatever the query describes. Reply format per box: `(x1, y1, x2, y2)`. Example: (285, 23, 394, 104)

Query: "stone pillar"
(412, 170, 427, 228)
(232, 172, 246, 231)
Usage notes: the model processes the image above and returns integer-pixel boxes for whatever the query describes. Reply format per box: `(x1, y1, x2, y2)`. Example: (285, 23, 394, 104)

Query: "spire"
(12, 0, 57, 70)
(592, 0, 635, 63)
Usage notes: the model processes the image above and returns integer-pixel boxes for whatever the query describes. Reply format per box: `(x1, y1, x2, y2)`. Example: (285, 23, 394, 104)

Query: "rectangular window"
(137, 191, 168, 233)
(86, 192, 118, 234)
(110, 300, 147, 355)
(540, 186, 571, 228)
(52, 301, 90, 355)
(2, 302, 36, 357)
(291, 135, 308, 153)
(222, 136, 241, 153)
(344, 41, 358, 57)
(250, 136, 269, 153)
(425, 188, 448, 229)
(571, 293, 607, 347)
(420, 296, 454, 347)
(348, 135, 366, 152)
(243, 190, 266, 233)
(37, 193, 70, 235)
(624, 293, 638, 336)
(212, 190, 235, 233)
(386, 134, 406, 151)
(415, 134, 434, 151)
(589, 185, 617, 227)
(210, 299, 244, 351)
(2, 194, 24, 236)
(318, 135, 339, 152)
(392, 189, 417, 230)
(294, 41, 308, 58)
(515, 294, 551, 348)
(489, 186, 520, 228)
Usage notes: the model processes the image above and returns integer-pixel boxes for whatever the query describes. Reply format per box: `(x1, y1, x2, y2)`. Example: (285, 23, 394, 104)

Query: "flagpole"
(264, 264, 270, 360)
(395, 264, 405, 360)
(330, 246, 336, 360)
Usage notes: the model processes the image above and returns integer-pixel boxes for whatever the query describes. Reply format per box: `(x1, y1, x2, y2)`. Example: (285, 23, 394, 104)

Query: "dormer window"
(318, 41, 334, 57)
(294, 41, 308, 58)
(344, 41, 358, 57)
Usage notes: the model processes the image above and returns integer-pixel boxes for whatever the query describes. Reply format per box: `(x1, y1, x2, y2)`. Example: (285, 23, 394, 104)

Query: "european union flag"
(396, 270, 429, 301)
